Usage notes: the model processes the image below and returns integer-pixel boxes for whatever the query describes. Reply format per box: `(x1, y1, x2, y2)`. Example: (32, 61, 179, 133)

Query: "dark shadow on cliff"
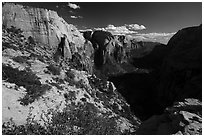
(107, 43, 171, 121)
(108, 71, 164, 121)
(108, 25, 202, 123)
(131, 43, 171, 70)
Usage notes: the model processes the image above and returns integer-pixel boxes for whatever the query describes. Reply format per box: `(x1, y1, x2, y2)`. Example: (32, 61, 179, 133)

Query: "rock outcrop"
(157, 25, 202, 108)
(135, 98, 202, 135)
(2, 3, 85, 58)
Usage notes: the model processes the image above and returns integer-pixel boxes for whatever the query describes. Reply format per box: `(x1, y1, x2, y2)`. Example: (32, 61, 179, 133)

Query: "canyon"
(2, 3, 202, 135)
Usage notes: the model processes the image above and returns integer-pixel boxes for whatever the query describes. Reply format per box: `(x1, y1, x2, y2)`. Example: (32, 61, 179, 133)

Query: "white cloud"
(126, 24, 146, 30)
(94, 27, 106, 31)
(105, 24, 116, 30)
(107, 25, 138, 35)
(94, 24, 138, 35)
(83, 24, 145, 35)
(92, 24, 145, 35)
(132, 32, 176, 44)
(70, 15, 77, 19)
(70, 15, 83, 19)
(79, 29, 93, 32)
(68, 3, 80, 9)
(137, 32, 176, 38)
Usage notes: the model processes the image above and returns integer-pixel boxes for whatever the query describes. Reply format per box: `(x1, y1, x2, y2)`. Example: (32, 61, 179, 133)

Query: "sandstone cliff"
(2, 3, 85, 58)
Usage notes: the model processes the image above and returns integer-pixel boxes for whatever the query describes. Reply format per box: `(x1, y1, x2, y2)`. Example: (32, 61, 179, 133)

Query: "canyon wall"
(2, 3, 85, 58)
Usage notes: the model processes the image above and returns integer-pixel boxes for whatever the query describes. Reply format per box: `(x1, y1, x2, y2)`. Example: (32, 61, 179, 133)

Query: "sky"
(15, 2, 202, 44)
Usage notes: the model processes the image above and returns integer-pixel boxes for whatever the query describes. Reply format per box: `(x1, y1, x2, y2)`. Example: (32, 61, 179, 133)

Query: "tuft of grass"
(3, 64, 51, 105)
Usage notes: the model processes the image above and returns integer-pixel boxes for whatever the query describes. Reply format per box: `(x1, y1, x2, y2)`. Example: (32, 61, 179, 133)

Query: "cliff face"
(2, 3, 85, 58)
(157, 25, 202, 107)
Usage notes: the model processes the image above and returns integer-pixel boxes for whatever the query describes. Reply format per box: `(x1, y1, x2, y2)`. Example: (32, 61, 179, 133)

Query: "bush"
(49, 82, 63, 90)
(51, 103, 120, 135)
(6, 26, 23, 35)
(12, 56, 29, 64)
(46, 64, 61, 75)
(47, 102, 120, 135)
(27, 36, 35, 45)
(2, 121, 49, 135)
(2, 42, 19, 51)
(18, 84, 51, 105)
(2, 102, 121, 135)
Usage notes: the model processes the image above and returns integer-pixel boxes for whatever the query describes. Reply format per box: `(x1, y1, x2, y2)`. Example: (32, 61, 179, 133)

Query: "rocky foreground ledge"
(136, 98, 202, 135)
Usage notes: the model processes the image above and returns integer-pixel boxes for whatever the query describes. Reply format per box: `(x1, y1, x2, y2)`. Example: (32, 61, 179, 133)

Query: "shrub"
(47, 102, 120, 135)
(49, 82, 63, 90)
(12, 56, 29, 64)
(18, 84, 51, 106)
(46, 64, 61, 75)
(2, 42, 19, 51)
(6, 26, 23, 35)
(64, 70, 77, 86)
(27, 36, 35, 44)
(2, 102, 121, 135)
(2, 121, 49, 135)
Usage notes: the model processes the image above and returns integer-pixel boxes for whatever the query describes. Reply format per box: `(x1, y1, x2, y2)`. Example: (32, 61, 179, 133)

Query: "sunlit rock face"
(2, 3, 85, 57)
